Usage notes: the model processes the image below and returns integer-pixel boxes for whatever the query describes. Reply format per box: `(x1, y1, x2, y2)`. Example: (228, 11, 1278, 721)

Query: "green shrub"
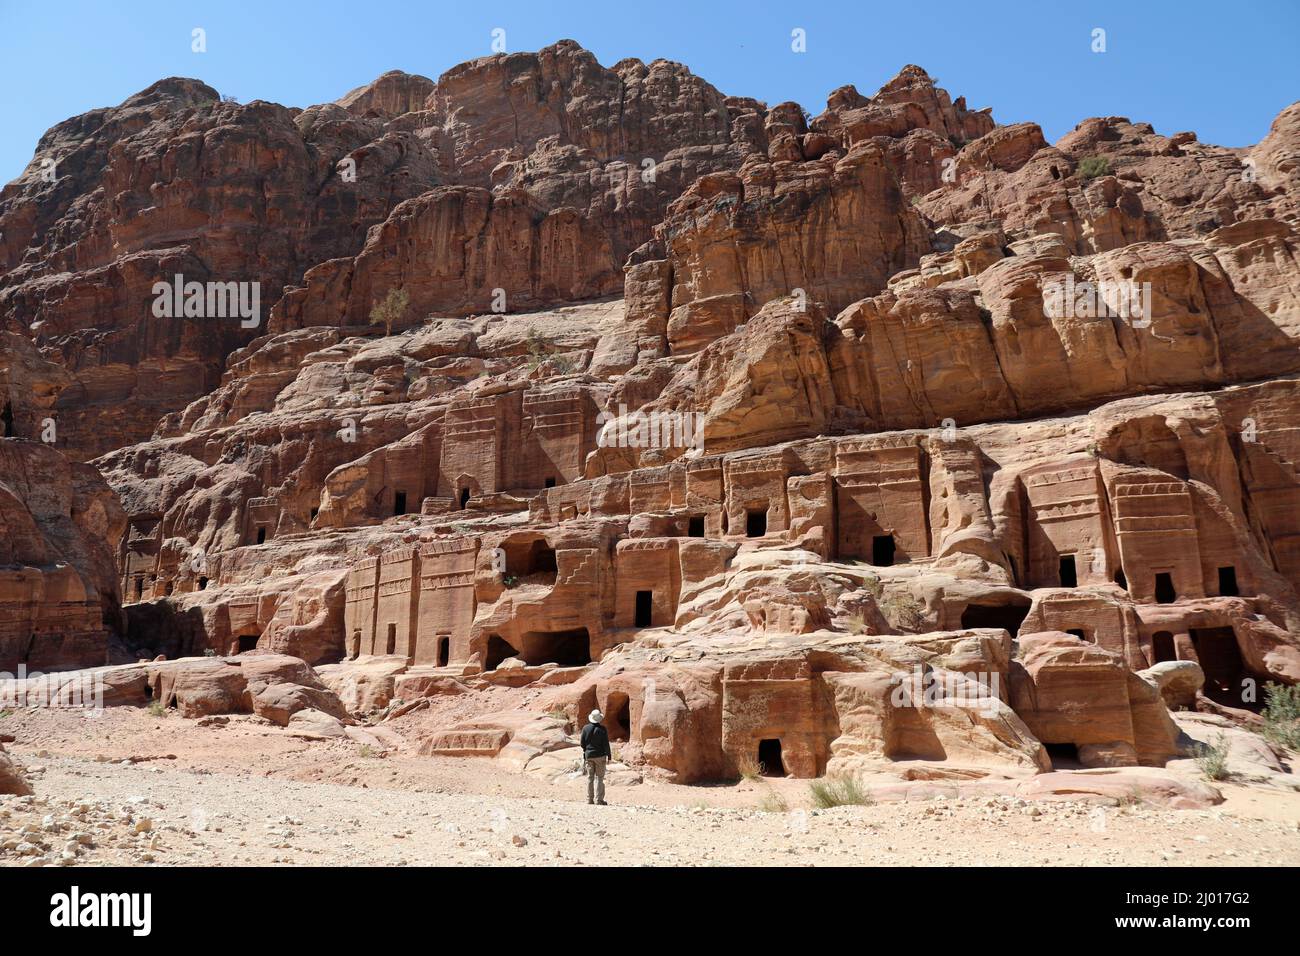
(1262, 682, 1300, 749)
(808, 775, 872, 809)
(147, 701, 166, 718)
(881, 592, 927, 632)
(757, 789, 789, 813)
(842, 613, 868, 635)
(370, 287, 409, 336)
(1195, 733, 1231, 781)
(1077, 156, 1111, 180)
(736, 750, 762, 781)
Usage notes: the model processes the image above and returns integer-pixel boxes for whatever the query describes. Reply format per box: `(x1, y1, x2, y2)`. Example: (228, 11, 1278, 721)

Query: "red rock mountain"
(2, 40, 1299, 782)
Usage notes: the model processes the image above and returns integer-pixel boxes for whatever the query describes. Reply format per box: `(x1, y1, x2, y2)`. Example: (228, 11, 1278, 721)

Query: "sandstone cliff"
(3, 41, 1299, 783)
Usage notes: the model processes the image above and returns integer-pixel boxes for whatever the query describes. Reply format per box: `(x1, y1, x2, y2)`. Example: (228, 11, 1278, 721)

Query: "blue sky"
(2, 0, 1297, 184)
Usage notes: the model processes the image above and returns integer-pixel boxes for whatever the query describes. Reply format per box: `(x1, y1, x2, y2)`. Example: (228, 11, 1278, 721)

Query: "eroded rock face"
(1010, 632, 1182, 768)
(270, 41, 762, 332)
(0, 440, 125, 671)
(4, 40, 1299, 786)
(0, 79, 440, 459)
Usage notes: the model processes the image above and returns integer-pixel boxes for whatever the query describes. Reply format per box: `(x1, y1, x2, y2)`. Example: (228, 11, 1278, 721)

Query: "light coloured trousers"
(585, 757, 607, 803)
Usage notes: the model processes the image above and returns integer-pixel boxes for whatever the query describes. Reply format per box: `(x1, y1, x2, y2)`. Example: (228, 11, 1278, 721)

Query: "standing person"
(580, 709, 611, 805)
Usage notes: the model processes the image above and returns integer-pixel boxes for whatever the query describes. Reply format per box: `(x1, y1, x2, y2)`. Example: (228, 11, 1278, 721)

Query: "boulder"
(0, 742, 32, 796)
(1140, 660, 1205, 710)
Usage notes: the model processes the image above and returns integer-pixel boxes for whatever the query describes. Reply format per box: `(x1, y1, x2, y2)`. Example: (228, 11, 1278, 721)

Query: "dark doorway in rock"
(872, 534, 896, 567)
(1217, 566, 1239, 597)
(1050, 165, 1061, 180)
(1191, 626, 1248, 706)
(393, 491, 407, 516)
(350, 630, 361, 659)
(688, 515, 705, 538)
(385, 622, 396, 656)
(1058, 554, 1077, 588)
(606, 692, 632, 742)
(529, 541, 557, 576)
(721, 511, 729, 534)
(437, 636, 450, 667)
(1154, 572, 1177, 604)
(198, 577, 208, 591)
(960, 602, 1031, 637)
(459, 487, 470, 509)
(310, 507, 319, 522)
(635, 590, 653, 628)
(746, 508, 767, 538)
(1066, 628, 1087, 641)
(134, 577, 144, 602)
(1045, 742, 1080, 769)
(238, 634, 258, 653)
(504, 538, 558, 582)
(757, 738, 786, 777)
(1114, 568, 1128, 590)
(0, 401, 12, 437)
(1152, 630, 1176, 663)
(164, 581, 174, 596)
(485, 634, 517, 671)
(518, 628, 591, 667)
(544, 477, 556, 489)
(256, 527, 266, 545)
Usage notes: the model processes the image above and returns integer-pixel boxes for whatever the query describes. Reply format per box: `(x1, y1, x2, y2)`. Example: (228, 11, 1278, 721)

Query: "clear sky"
(2, 0, 1297, 184)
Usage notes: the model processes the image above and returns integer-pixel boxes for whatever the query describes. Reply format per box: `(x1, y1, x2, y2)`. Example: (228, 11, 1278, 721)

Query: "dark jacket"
(580, 721, 611, 760)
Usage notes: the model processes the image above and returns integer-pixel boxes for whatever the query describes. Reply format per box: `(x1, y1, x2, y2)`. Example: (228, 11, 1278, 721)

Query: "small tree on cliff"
(370, 288, 410, 336)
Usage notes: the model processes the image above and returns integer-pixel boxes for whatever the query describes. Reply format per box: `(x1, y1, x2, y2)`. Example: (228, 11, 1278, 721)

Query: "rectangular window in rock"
(1190, 626, 1247, 705)
(635, 590, 653, 627)
(1058, 554, 1077, 588)
(746, 509, 767, 538)
(872, 534, 896, 567)
(1218, 566, 1239, 597)
(757, 738, 786, 777)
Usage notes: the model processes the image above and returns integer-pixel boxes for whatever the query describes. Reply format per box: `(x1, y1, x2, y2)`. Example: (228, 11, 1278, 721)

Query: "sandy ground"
(2, 706, 1299, 867)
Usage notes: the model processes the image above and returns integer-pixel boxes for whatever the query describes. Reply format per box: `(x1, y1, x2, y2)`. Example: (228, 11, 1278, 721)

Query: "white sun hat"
(589, 710, 604, 723)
